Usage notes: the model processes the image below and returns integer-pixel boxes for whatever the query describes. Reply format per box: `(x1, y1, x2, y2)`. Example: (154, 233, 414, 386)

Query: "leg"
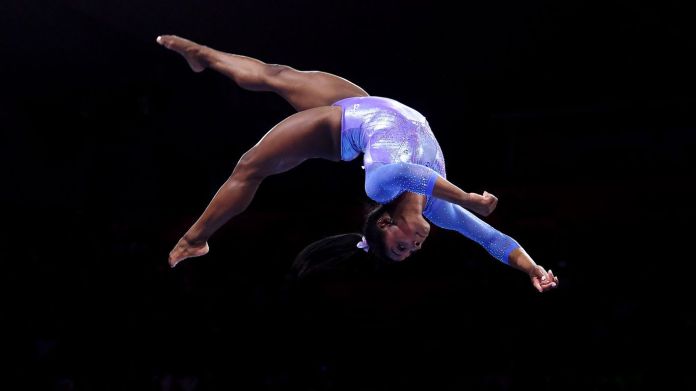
(168, 106, 342, 267)
(156, 35, 369, 111)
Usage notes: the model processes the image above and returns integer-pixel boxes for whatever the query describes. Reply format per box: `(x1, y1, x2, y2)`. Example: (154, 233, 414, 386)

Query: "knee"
(231, 150, 267, 183)
(263, 64, 295, 85)
(265, 64, 293, 77)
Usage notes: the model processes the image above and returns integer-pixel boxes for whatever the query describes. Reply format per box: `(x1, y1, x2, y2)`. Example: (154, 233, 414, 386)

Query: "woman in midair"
(157, 35, 557, 292)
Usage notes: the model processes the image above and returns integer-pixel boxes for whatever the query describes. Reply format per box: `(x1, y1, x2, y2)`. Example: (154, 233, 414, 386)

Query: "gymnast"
(157, 35, 558, 292)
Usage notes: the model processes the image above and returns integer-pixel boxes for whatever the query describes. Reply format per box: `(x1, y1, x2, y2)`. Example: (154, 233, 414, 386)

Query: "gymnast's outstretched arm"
(424, 199, 558, 292)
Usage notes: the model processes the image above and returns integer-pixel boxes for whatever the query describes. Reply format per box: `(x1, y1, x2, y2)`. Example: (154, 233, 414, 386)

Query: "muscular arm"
(365, 163, 495, 216)
(431, 176, 497, 216)
(425, 200, 559, 291)
(424, 198, 520, 264)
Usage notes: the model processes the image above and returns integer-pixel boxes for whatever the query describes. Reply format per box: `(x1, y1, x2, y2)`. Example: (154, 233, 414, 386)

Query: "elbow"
(365, 183, 390, 204)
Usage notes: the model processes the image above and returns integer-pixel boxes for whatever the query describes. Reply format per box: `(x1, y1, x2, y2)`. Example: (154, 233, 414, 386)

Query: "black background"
(3, 0, 694, 389)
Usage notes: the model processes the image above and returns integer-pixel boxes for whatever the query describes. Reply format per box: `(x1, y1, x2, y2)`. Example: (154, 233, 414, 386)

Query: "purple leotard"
(333, 96, 520, 264)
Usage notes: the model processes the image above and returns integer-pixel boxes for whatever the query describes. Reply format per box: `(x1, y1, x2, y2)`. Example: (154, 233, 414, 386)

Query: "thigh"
(236, 106, 343, 178)
(270, 68, 369, 111)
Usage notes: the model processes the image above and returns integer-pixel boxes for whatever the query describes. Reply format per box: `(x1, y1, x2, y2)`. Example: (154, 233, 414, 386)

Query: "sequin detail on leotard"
(332, 96, 520, 264)
(334, 96, 445, 203)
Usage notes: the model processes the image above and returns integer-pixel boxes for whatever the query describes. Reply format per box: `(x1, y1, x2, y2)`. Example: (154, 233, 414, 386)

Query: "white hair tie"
(356, 236, 369, 252)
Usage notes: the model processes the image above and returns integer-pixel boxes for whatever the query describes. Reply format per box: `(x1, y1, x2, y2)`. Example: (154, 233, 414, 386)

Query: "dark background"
(3, 0, 694, 389)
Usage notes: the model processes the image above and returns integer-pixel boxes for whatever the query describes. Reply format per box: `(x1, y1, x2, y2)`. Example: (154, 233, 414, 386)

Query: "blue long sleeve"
(332, 97, 518, 263)
(424, 198, 521, 264)
(364, 162, 440, 204)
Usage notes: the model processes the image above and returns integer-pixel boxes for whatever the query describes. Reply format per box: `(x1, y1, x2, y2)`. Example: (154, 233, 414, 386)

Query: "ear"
(376, 212, 392, 229)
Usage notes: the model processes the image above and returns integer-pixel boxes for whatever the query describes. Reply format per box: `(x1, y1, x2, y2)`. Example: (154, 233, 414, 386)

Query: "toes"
(156, 35, 175, 48)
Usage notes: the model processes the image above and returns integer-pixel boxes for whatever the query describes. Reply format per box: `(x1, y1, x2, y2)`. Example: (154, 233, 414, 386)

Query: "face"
(381, 217, 430, 262)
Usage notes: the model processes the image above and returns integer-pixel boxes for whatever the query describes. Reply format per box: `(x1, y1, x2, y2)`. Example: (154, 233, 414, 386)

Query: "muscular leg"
(156, 35, 369, 111)
(168, 106, 342, 267)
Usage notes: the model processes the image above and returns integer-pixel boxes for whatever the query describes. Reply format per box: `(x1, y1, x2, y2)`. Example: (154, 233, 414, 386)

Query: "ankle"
(194, 45, 213, 66)
(182, 233, 207, 247)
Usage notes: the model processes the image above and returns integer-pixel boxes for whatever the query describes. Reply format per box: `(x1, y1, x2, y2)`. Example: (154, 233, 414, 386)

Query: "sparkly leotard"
(333, 96, 520, 264)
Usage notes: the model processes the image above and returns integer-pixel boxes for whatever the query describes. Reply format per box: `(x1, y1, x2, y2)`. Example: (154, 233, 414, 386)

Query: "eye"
(397, 244, 407, 252)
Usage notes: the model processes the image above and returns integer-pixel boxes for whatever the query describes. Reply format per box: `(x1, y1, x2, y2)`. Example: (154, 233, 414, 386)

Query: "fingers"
(482, 191, 498, 202)
(548, 269, 559, 286)
(535, 265, 549, 282)
(540, 280, 556, 290)
(534, 280, 555, 292)
(531, 266, 559, 293)
(532, 279, 543, 292)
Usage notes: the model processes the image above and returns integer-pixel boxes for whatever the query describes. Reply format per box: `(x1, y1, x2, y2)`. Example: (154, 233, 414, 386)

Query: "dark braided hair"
(289, 233, 367, 281)
(287, 202, 397, 281)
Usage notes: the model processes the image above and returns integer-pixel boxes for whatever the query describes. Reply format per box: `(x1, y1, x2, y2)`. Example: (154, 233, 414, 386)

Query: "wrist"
(459, 192, 478, 207)
(526, 264, 540, 277)
(508, 247, 536, 274)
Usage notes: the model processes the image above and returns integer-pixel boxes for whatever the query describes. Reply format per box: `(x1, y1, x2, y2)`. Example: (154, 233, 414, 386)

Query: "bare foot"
(156, 35, 207, 73)
(168, 237, 209, 268)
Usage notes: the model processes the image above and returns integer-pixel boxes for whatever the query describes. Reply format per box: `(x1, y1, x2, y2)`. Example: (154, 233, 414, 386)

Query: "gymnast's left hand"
(529, 265, 558, 293)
